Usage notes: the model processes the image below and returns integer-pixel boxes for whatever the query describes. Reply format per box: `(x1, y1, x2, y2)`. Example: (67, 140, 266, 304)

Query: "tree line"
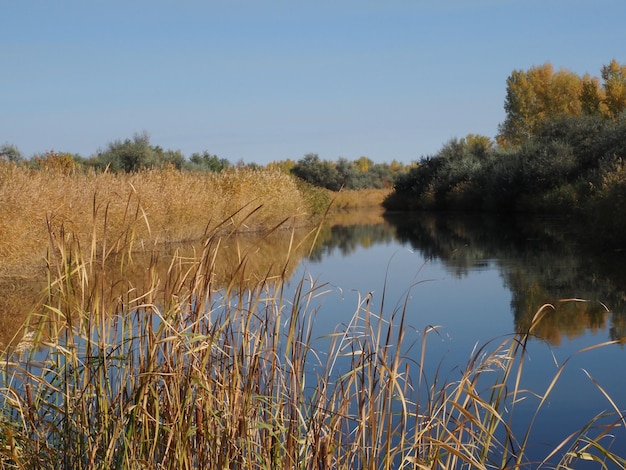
(0, 131, 232, 174)
(1, 132, 409, 190)
(282, 154, 409, 190)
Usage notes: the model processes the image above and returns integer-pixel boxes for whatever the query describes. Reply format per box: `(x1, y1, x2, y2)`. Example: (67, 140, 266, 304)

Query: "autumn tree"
(462, 134, 493, 159)
(601, 59, 626, 120)
(498, 63, 583, 146)
(580, 73, 606, 116)
(30, 150, 79, 174)
(498, 60, 626, 145)
(355, 156, 373, 172)
(266, 159, 296, 174)
(498, 69, 534, 145)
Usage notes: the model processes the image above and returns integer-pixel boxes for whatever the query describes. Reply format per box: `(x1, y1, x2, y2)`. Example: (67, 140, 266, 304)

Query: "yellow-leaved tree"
(601, 59, 626, 120)
(497, 63, 582, 146)
(498, 60, 626, 146)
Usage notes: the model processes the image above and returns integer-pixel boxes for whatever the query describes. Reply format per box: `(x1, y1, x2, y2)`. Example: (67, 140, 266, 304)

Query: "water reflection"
(3, 209, 626, 348)
(382, 211, 626, 345)
(0, 227, 316, 348)
(309, 221, 397, 261)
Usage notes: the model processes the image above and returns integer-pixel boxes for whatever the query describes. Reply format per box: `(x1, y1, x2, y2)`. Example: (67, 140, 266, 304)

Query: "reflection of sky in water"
(292, 241, 514, 358)
(286, 222, 626, 465)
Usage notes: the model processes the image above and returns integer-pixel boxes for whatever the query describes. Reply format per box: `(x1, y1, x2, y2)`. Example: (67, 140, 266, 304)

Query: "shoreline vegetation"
(0, 160, 391, 278)
(3, 59, 626, 249)
(1, 203, 624, 468)
(383, 113, 626, 249)
(0, 161, 390, 347)
(383, 60, 626, 249)
(0, 163, 321, 279)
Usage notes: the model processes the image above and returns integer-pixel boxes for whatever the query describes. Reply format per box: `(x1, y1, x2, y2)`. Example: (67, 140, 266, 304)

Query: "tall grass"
(0, 162, 322, 279)
(327, 188, 392, 211)
(0, 207, 625, 468)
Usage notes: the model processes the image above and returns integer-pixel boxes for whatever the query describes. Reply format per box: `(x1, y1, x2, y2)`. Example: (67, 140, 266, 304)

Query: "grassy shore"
(325, 188, 392, 210)
(0, 162, 329, 279)
(0, 162, 330, 348)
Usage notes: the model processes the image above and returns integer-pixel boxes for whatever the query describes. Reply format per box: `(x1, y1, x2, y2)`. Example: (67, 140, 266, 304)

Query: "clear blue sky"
(2, 1, 625, 164)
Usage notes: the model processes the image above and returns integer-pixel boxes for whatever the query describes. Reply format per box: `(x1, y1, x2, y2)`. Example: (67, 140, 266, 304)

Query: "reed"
(0, 162, 320, 279)
(328, 188, 392, 211)
(0, 206, 624, 469)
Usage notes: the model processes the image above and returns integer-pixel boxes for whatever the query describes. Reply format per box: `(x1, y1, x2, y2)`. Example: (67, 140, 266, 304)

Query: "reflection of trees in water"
(307, 209, 394, 262)
(0, 228, 316, 348)
(7, 211, 626, 347)
(383, 211, 626, 344)
(308, 223, 397, 262)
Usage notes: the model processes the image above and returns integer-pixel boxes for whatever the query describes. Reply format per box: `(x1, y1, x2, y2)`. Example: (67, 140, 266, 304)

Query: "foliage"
(0, 143, 23, 163)
(498, 64, 582, 146)
(385, 118, 626, 232)
(580, 73, 605, 116)
(266, 158, 296, 174)
(91, 131, 153, 172)
(188, 150, 230, 172)
(291, 153, 341, 190)
(602, 59, 626, 120)
(385, 135, 492, 211)
(290, 153, 407, 191)
(155, 147, 186, 170)
(532, 114, 623, 173)
(497, 60, 626, 146)
(29, 150, 80, 174)
(587, 157, 626, 246)
(89, 131, 186, 172)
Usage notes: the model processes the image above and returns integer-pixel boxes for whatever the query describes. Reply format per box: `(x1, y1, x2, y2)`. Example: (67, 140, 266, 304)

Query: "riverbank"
(0, 163, 329, 278)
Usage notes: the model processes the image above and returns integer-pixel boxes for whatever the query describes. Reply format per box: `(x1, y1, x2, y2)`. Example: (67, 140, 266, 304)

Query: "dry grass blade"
(581, 368, 626, 428)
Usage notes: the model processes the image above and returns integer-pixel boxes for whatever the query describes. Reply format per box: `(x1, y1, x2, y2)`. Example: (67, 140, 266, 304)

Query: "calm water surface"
(288, 211, 626, 465)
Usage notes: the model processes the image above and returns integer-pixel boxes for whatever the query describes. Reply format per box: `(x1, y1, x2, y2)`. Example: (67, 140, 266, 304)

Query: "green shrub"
(587, 158, 626, 246)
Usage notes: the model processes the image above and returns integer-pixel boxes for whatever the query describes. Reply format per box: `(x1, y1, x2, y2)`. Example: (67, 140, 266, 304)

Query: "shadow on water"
(382, 211, 626, 346)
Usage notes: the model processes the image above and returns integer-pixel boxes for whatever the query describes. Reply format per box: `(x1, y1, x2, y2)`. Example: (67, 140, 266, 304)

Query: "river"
(290, 209, 626, 466)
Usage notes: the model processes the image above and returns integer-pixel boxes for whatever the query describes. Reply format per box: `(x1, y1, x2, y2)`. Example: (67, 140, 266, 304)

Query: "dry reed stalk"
(0, 163, 313, 279)
(328, 188, 392, 210)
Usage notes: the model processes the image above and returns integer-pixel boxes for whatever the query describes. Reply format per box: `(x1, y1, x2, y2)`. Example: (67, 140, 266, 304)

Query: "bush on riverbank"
(384, 114, 626, 246)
